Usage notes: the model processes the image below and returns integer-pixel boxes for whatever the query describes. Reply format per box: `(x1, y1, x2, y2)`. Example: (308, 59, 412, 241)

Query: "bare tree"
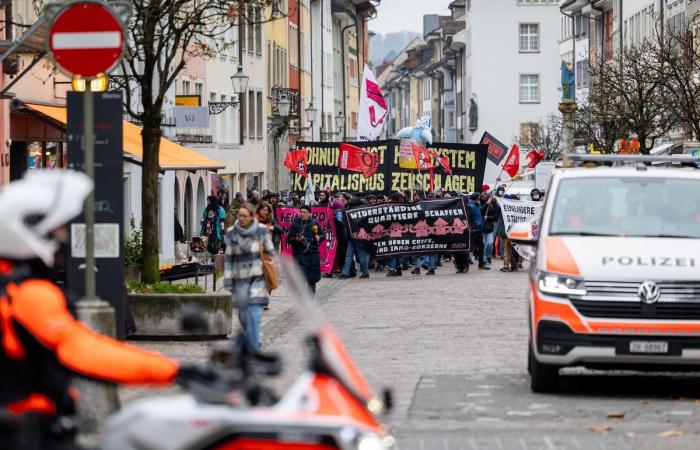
(585, 40, 679, 154)
(573, 100, 628, 154)
(531, 114, 563, 161)
(650, 18, 700, 142)
(30, 0, 277, 283)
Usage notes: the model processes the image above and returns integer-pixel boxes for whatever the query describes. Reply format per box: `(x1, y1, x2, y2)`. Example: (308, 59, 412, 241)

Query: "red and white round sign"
(48, 1, 124, 78)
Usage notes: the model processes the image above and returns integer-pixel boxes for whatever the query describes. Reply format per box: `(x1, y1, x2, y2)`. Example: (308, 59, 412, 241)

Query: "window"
(256, 91, 263, 139)
(255, 8, 262, 55)
(519, 24, 539, 52)
(247, 6, 255, 53)
(241, 93, 247, 138)
(290, 25, 299, 68)
(520, 122, 539, 147)
(351, 112, 357, 131)
(221, 95, 228, 142)
(349, 56, 358, 87)
(422, 78, 431, 101)
(575, 14, 588, 38)
(210, 93, 217, 140)
(576, 60, 590, 89)
(195, 82, 202, 99)
(240, 15, 246, 52)
(182, 80, 190, 95)
(248, 91, 255, 138)
(519, 74, 539, 103)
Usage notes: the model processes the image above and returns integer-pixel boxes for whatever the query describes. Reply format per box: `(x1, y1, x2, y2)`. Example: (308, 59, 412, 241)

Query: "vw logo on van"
(638, 281, 661, 304)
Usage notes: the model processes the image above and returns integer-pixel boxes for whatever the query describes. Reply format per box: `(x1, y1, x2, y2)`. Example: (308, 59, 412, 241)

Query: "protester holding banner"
(331, 198, 350, 276)
(339, 197, 371, 279)
(480, 191, 501, 266)
(287, 205, 326, 294)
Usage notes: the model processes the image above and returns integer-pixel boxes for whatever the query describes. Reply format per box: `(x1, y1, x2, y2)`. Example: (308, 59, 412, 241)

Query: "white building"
(465, 0, 561, 184)
(311, 0, 337, 141)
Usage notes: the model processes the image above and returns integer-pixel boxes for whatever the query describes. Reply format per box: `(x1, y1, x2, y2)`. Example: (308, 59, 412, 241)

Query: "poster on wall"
(276, 206, 338, 274)
(344, 198, 470, 257)
(291, 140, 487, 195)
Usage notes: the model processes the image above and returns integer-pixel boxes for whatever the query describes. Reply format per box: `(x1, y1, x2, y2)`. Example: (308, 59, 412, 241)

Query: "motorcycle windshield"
(280, 259, 376, 405)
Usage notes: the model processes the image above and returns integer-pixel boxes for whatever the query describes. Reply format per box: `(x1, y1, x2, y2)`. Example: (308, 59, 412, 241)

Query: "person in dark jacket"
(481, 195, 501, 265)
(468, 193, 488, 270)
(288, 205, 326, 294)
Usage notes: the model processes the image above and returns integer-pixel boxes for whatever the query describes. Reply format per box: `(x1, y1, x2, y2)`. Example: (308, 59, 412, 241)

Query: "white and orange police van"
(509, 155, 700, 392)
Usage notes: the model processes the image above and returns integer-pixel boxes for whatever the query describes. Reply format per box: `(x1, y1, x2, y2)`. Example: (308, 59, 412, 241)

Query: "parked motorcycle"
(101, 260, 396, 450)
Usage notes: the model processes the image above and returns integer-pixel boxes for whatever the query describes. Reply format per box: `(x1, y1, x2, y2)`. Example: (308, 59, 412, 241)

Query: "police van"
(509, 155, 700, 392)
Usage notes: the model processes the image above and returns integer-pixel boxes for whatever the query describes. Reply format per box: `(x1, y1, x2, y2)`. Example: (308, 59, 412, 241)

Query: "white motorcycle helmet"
(0, 170, 93, 267)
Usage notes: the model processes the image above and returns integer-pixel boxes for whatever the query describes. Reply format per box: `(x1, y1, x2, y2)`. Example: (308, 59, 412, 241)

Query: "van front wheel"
(529, 345, 560, 393)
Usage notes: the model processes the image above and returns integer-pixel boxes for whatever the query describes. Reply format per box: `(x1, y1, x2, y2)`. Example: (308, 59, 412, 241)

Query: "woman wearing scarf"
(201, 195, 226, 257)
(224, 203, 276, 353)
(287, 205, 325, 294)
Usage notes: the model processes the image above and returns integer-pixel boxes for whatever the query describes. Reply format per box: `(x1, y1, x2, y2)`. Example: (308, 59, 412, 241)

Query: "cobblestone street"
(124, 262, 700, 449)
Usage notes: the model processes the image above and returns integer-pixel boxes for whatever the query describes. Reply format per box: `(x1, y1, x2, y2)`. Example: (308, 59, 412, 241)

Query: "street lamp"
(335, 112, 345, 141)
(305, 102, 318, 139)
(277, 93, 291, 118)
(72, 74, 109, 92)
(230, 66, 249, 95)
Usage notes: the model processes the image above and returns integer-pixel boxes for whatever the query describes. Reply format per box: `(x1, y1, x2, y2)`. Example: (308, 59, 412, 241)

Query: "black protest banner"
(291, 140, 394, 193)
(344, 198, 471, 257)
(386, 142, 488, 194)
(291, 140, 487, 195)
(479, 131, 509, 165)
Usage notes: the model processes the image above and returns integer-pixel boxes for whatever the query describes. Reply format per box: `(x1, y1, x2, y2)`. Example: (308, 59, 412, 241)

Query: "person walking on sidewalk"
(288, 205, 326, 294)
(201, 195, 226, 258)
(224, 203, 277, 353)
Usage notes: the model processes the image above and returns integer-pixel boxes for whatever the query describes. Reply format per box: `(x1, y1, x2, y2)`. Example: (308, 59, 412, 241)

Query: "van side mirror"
(507, 222, 538, 246)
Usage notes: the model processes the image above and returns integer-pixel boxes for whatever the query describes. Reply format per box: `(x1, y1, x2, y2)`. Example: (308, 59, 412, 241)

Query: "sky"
(369, 0, 454, 35)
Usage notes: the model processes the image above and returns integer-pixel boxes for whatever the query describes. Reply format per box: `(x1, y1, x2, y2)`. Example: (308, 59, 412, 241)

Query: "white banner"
(497, 197, 544, 236)
(174, 106, 209, 128)
(357, 65, 387, 141)
(498, 197, 543, 261)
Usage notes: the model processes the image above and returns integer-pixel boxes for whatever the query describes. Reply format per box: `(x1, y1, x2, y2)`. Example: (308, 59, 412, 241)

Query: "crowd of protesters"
(205, 184, 545, 287)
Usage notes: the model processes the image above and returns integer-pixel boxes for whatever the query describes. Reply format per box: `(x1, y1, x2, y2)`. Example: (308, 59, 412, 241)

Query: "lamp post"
(305, 101, 318, 140)
(231, 65, 249, 148)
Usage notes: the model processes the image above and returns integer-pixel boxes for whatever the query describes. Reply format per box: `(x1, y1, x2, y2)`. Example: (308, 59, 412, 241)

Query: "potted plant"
(124, 216, 143, 282)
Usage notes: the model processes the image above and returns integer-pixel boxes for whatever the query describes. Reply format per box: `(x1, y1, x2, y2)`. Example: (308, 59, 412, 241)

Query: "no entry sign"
(48, 1, 124, 78)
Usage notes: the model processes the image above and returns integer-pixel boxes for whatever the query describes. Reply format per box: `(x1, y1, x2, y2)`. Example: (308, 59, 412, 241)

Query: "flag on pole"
(526, 150, 545, 169)
(284, 149, 309, 178)
(357, 65, 388, 141)
(304, 173, 316, 205)
(411, 143, 433, 171)
(432, 151, 452, 174)
(502, 145, 521, 178)
(339, 143, 380, 178)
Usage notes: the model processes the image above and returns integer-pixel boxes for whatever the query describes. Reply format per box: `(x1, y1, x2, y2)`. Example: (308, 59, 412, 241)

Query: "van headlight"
(538, 272, 586, 296)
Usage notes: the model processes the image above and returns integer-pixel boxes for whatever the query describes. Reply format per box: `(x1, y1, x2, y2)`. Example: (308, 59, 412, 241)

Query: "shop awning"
(24, 103, 224, 172)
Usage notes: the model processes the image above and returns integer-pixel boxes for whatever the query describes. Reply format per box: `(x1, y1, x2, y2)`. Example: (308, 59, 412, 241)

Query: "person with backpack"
(201, 195, 226, 258)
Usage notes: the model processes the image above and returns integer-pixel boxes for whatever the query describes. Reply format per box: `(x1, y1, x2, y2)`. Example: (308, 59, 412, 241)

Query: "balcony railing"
(175, 133, 214, 144)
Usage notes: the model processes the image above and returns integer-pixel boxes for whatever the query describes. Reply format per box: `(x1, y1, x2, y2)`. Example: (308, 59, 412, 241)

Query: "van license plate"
(630, 341, 669, 354)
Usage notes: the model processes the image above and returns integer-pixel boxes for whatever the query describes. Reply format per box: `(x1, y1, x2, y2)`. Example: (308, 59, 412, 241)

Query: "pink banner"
(276, 206, 338, 274)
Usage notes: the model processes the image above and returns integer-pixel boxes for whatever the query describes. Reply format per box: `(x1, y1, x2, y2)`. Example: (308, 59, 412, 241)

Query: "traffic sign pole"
(47, 0, 127, 432)
(83, 82, 95, 301)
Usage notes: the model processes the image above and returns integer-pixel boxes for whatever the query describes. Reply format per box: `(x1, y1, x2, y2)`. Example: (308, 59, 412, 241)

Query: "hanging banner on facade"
(344, 198, 470, 257)
(276, 206, 337, 274)
(497, 197, 544, 236)
(291, 140, 487, 195)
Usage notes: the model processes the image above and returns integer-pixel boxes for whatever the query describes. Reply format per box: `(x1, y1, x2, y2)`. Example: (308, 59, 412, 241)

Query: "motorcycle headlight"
(538, 272, 586, 296)
(356, 433, 396, 450)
